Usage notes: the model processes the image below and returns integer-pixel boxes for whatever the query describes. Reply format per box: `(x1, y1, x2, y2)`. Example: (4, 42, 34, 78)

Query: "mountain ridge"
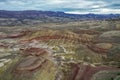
(0, 10, 120, 20)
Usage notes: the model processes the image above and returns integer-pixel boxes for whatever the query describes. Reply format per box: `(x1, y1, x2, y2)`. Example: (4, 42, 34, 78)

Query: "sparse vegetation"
(0, 11, 120, 80)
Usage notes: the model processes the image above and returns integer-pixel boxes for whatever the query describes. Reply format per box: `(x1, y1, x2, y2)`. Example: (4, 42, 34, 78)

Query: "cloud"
(66, 8, 120, 14)
(0, 0, 120, 14)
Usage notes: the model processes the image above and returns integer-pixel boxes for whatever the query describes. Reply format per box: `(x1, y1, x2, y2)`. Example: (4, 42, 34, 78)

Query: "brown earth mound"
(69, 63, 118, 80)
(15, 56, 46, 71)
(87, 43, 111, 54)
(74, 29, 101, 35)
(20, 47, 49, 57)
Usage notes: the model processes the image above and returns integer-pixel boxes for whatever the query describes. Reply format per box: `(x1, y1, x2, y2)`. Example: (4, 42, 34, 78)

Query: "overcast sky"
(0, 0, 120, 14)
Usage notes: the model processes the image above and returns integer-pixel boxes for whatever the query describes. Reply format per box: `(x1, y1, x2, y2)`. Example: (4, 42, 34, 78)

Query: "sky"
(0, 0, 120, 14)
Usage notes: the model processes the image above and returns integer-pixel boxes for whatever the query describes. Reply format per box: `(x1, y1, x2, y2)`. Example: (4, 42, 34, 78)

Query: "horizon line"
(0, 10, 120, 15)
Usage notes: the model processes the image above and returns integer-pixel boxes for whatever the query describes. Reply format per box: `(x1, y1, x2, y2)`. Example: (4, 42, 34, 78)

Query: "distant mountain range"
(0, 10, 120, 26)
(0, 10, 120, 20)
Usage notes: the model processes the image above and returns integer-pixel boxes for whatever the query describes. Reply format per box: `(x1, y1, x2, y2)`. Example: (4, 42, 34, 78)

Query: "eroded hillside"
(0, 20, 120, 80)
